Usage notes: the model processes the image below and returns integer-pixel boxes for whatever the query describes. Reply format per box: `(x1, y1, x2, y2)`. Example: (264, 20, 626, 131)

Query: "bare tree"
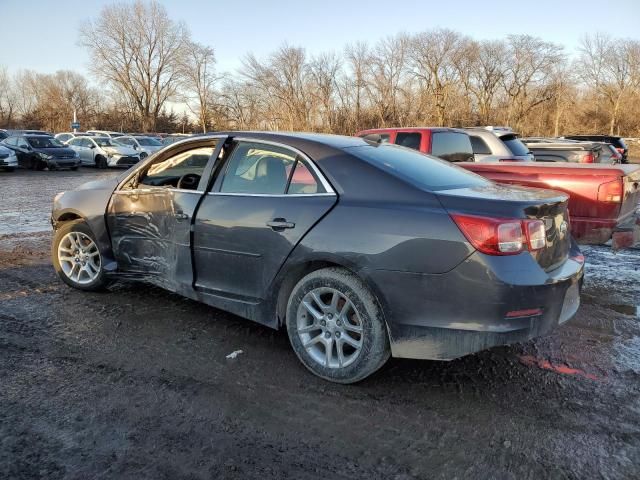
(79, 0, 189, 131)
(180, 41, 219, 133)
(502, 35, 564, 131)
(580, 34, 640, 134)
(409, 29, 466, 126)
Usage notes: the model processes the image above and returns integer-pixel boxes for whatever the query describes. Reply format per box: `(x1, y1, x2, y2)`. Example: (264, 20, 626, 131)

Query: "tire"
(95, 156, 108, 169)
(70, 166, 79, 171)
(2, 167, 14, 172)
(286, 267, 390, 384)
(52, 220, 110, 291)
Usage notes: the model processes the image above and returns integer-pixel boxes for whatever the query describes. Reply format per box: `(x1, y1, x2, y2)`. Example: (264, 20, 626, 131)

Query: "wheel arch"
(272, 255, 392, 335)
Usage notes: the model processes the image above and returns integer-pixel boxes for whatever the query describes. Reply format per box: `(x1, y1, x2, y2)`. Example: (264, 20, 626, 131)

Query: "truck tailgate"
(458, 162, 640, 245)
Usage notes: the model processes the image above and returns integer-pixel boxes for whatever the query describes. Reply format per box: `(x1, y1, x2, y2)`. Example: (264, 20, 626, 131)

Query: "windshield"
(27, 136, 64, 148)
(93, 138, 114, 147)
(501, 135, 530, 156)
(137, 137, 162, 146)
(347, 144, 491, 191)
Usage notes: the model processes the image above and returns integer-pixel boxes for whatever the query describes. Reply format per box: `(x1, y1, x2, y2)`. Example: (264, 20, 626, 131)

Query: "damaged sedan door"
(107, 137, 225, 291)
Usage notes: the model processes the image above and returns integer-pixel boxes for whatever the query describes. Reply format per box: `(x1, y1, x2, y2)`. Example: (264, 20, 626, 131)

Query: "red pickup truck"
(458, 162, 640, 248)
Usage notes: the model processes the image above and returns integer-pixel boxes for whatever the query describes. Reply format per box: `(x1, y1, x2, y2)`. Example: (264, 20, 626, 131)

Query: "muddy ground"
(1, 169, 639, 479)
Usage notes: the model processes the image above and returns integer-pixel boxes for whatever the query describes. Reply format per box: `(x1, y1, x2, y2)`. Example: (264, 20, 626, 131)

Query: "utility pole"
(73, 109, 77, 133)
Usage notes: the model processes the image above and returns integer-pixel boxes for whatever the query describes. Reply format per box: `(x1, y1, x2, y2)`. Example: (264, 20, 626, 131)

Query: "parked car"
(464, 127, 534, 162)
(598, 143, 623, 164)
(51, 132, 583, 383)
(113, 135, 164, 158)
(0, 144, 18, 171)
(0, 129, 9, 141)
(356, 127, 475, 162)
(67, 136, 141, 168)
(459, 162, 640, 248)
(55, 132, 93, 144)
(162, 134, 193, 146)
(522, 138, 603, 163)
(86, 130, 125, 139)
(563, 135, 628, 163)
(2, 133, 80, 170)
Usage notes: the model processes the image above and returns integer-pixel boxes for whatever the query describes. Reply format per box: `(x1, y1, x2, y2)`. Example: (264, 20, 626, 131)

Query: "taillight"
(597, 179, 623, 203)
(616, 147, 624, 154)
(580, 153, 595, 163)
(451, 214, 547, 255)
(526, 220, 546, 250)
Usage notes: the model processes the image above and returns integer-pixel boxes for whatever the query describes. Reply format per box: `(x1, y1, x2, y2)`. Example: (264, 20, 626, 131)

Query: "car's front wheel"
(286, 267, 390, 383)
(52, 220, 109, 291)
(95, 155, 108, 169)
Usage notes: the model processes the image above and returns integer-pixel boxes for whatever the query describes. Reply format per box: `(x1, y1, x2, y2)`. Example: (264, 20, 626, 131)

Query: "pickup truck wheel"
(52, 220, 109, 291)
(286, 267, 390, 384)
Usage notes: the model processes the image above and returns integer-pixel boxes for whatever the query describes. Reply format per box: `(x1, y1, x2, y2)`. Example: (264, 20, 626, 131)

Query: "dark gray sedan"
(51, 132, 584, 383)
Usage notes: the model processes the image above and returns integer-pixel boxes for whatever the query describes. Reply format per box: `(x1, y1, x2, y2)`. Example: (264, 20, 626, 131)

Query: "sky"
(1, 0, 639, 77)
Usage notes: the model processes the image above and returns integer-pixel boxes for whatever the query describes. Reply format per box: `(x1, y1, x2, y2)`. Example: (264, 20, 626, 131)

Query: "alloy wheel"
(296, 287, 364, 369)
(57, 231, 101, 285)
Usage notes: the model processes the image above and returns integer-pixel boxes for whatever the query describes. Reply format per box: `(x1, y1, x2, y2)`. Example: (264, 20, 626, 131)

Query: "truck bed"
(458, 162, 640, 246)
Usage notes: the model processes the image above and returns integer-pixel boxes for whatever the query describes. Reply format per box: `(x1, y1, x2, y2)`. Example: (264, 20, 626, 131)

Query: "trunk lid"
(437, 183, 571, 271)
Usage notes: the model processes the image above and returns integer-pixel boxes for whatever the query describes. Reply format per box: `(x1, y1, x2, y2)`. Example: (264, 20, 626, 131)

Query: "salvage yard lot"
(1, 169, 639, 479)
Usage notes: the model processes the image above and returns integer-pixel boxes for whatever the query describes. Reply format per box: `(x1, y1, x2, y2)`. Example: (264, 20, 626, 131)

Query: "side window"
(470, 136, 491, 155)
(139, 145, 215, 188)
(395, 132, 422, 150)
(220, 142, 296, 195)
(431, 132, 474, 162)
(287, 160, 325, 194)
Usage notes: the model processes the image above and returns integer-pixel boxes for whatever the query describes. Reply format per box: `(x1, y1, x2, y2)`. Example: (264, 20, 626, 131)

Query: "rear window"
(394, 132, 421, 150)
(346, 144, 491, 191)
(431, 132, 473, 162)
(501, 135, 530, 156)
(470, 136, 491, 155)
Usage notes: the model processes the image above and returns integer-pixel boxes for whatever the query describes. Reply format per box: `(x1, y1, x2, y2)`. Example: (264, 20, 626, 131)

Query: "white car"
(67, 136, 141, 168)
(0, 144, 18, 171)
(54, 132, 93, 144)
(114, 135, 164, 159)
(86, 130, 126, 139)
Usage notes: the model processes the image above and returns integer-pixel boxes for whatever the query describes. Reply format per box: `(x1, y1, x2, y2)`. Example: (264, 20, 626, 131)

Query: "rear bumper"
(572, 210, 639, 246)
(365, 242, 584, 360)
(611, 211, 640, 249)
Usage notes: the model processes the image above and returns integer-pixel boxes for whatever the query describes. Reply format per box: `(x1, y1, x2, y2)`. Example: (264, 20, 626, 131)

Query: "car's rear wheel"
(286, 267, 390, 383)
(52, 220, 109, 291)
(95, 155, 108, 169)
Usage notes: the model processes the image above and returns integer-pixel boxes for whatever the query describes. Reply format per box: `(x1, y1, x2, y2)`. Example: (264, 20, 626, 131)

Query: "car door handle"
(174, 211, 189, 220)
(267, 218, 295, 230)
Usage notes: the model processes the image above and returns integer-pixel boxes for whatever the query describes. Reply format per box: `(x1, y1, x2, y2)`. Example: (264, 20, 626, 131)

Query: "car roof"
(203, 131, 368, 150)
(358, 127, 464, 134)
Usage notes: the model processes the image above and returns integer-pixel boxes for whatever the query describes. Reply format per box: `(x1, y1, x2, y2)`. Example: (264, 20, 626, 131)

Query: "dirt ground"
(1, 169, 639, 479)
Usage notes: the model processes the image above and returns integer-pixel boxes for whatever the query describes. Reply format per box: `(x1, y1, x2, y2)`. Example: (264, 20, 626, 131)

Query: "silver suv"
(464, 127, 534, 162)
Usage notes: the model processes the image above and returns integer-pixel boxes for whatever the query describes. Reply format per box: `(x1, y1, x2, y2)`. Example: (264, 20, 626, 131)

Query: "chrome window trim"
(112, 187, 205, 195)
(207, 192, 336, 198)
(227, 136, 336, 195)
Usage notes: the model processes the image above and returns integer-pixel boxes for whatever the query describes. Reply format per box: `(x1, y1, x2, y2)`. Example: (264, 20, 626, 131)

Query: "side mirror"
(19, 144, 29, 149)
(90, 144, 96, 149)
